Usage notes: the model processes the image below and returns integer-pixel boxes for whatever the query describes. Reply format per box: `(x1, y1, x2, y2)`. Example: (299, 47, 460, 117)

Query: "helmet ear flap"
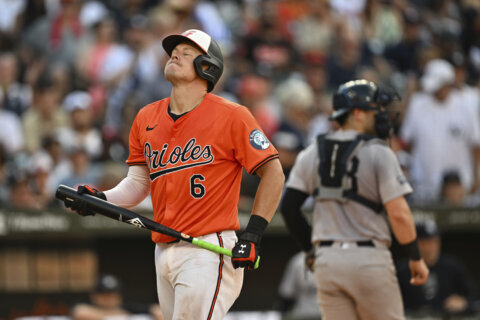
(194, 54, 223, 92)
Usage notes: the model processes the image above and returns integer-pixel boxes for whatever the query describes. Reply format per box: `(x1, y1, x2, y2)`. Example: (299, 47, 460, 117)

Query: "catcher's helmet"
(162, 29, 224, 92)
(330, 79, 400, 120)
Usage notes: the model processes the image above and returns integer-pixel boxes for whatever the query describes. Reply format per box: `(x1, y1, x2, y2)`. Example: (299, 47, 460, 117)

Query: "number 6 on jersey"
(190, 174, 205, 198)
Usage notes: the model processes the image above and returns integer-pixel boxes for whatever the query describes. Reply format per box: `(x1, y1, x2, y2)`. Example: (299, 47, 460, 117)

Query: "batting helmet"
(330, 79, 400, 120)
(162, 29, 224, 92)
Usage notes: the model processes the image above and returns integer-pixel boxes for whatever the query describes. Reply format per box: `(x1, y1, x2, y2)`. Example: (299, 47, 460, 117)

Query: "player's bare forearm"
(251, 158, 285, 222)
(231, 159, 283, 270)
(385, 196, 417, 244)
(386, 196, 429, 285)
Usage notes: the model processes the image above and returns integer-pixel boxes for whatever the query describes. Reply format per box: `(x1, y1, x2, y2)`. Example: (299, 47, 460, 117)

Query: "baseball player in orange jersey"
(63, 29, 285, 320)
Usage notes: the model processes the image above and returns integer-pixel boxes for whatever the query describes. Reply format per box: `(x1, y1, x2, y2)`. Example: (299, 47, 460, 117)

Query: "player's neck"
(170, 85, 207, 115)
(341, 122, 364, 133)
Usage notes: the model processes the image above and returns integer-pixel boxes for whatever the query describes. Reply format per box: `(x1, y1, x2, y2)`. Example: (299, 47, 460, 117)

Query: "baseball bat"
(55, 185, 260, 268)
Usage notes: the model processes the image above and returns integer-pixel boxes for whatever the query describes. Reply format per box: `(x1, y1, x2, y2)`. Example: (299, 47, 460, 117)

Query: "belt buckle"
(340, 242, 351, 249)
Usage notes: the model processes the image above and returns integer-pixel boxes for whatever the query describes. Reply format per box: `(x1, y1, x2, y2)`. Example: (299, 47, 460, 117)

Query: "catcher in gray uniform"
(281, 79, 429, 320)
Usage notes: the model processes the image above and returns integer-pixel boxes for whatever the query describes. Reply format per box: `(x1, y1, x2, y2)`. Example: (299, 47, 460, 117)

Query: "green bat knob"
(254, 256, 260, 269)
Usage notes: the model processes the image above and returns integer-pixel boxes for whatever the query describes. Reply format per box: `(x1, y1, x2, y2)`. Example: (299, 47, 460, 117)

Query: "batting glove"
(231, 215, 268, 270)
(64, 185, 106, 216)
(232, 232, 260, 270)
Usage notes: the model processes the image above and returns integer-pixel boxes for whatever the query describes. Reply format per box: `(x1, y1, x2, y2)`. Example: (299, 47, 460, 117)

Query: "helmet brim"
(162, 34, 208, 57)
(328, 108, 350, 120)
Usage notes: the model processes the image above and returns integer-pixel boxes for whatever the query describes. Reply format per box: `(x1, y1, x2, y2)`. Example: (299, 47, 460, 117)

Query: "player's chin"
(164, 69, 177, 82)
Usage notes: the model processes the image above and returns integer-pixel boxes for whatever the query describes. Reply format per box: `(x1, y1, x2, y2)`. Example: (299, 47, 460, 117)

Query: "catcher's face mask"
(373, 86, 401, 139)
(331, 80, 401, 139)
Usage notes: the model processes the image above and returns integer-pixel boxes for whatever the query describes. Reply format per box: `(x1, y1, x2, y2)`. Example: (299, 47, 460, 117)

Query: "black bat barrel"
(56, 185, 139, 222)
(55, 185, 188, 241)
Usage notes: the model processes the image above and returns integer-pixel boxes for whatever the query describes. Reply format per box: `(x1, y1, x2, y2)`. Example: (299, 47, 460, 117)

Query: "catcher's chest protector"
(315, 134, 385, 213)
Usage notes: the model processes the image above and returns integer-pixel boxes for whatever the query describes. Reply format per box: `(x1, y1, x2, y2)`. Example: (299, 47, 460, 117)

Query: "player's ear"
(352, 109, 364, 122)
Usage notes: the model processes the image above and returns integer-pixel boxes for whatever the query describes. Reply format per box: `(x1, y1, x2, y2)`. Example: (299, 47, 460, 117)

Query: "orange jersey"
(127, 93, 279, 243)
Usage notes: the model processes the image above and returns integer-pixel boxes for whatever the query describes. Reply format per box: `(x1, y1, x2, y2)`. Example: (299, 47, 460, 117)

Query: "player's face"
(418, 236, 441, 266)
(164, 42, 203, 85)
(91, 292, 123, 309)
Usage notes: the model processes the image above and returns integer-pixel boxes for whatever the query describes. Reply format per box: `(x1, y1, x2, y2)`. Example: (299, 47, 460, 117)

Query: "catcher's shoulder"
(361, 139, 394, 157)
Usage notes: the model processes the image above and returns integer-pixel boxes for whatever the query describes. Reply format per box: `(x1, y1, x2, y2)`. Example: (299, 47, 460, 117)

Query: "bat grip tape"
(192, 238, 233, 257)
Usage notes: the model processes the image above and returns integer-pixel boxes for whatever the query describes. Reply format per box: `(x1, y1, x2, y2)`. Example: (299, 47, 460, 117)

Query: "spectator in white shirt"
(56, 91, 103, 160)
(400, 59, 480, 204)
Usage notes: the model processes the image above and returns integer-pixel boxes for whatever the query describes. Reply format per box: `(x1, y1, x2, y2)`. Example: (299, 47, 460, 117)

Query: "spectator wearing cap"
(440, 171, 467, 206)
(79, 1, 108, 31)
(400, 59, 480, 204)
(72, 274, 130, 320)
(56, 90, 103, 160)
(72, 274, 165, 320)
(396, 220, 479, 317)
(439, 171, 480, 207)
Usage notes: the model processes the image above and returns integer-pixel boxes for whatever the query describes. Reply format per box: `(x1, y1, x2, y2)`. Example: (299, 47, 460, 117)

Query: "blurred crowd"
(1, 0, 480, 211)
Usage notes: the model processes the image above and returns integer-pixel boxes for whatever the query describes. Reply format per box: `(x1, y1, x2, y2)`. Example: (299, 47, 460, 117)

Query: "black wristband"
(242, 215, 269, 244)
(245, 214, 268, 235)
(401, 239, 421, 261)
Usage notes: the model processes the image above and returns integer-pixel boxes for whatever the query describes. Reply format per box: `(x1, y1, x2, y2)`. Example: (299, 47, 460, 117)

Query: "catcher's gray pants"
(314, 240, 405, 320)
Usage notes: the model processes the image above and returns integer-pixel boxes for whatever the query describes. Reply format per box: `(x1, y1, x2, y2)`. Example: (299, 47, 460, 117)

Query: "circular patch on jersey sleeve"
(249, 129, 271, 150)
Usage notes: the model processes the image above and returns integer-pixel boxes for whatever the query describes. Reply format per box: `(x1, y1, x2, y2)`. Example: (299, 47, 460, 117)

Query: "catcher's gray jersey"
(286, 130, 412, 245)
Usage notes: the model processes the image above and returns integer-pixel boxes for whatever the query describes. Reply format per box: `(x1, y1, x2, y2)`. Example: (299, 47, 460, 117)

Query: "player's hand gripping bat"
(56, 184, 260, 269)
